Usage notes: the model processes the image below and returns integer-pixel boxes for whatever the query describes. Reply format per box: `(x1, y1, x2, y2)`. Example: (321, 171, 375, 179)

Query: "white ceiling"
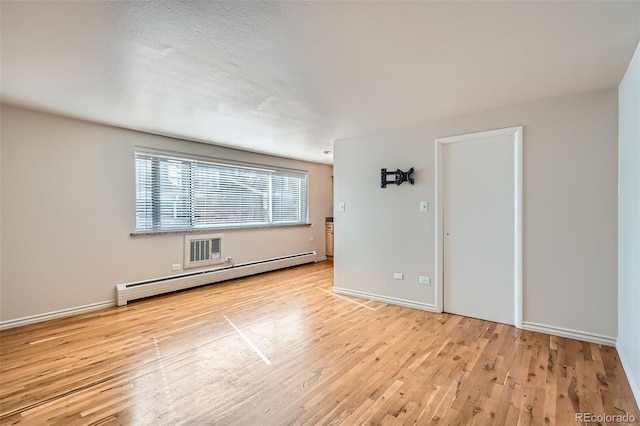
(2, 1, 639, 164)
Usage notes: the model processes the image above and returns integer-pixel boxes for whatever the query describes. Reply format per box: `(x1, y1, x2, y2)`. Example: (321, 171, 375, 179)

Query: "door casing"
(434, 126, 523, 328)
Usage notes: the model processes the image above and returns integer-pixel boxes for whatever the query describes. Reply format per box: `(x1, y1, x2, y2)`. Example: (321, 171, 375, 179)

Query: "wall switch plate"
(172, 264, 181, 271)
(338, 202, 346, 212)
(393, 273, 404, 280)
(419, 276, 431, 285)
(420, 201, 429, 212)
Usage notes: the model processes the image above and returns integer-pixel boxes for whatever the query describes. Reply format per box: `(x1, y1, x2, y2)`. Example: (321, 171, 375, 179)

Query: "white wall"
(618, 42, 640, 405)
(0, 105, 333, 323)
(334, 88, 618, 342)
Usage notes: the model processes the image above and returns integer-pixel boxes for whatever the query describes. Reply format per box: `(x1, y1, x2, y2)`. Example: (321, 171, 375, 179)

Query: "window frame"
(132, 147, 310, 235)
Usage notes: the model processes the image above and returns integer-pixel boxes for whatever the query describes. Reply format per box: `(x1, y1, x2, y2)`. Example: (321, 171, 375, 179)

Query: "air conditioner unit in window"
(184, 234, 223, 269)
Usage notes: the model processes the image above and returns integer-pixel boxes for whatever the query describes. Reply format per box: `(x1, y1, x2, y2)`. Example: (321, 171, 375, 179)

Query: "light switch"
(393, 273, 404, 280)
(338, 202, 346, 212)
(420, 201, 429, 212)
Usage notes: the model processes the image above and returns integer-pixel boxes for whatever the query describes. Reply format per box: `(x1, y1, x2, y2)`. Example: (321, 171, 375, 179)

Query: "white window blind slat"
(134, 149, 309, 232)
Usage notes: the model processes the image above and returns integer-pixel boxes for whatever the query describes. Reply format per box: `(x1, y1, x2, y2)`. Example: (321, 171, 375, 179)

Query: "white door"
(442, 133, 515, 325)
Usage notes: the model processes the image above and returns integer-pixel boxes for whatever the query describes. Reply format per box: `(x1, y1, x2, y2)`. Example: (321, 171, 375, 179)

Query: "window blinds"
(135, 148, 309, 232)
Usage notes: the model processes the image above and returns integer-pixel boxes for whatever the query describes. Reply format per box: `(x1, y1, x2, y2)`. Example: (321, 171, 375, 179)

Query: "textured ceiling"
(1, 1, 639, 164)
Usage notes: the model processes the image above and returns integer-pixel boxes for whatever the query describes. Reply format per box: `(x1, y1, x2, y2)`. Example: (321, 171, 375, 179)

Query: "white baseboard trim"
(0, 301, 116, 330)
(522, 321, 617, 347)
(332, 287, 437, 312)
(616, 340, 640, 409)
(315, 256, 328, 262)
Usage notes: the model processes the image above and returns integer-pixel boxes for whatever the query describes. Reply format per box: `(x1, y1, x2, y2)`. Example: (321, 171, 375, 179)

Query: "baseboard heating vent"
(116, 251, 316, 306)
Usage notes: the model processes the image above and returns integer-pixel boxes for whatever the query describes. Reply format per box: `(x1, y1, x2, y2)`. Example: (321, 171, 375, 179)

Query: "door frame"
(434, 126, 523, 328)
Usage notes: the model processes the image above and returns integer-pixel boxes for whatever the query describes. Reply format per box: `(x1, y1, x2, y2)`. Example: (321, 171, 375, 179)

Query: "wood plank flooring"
(0, 262, 638, 425)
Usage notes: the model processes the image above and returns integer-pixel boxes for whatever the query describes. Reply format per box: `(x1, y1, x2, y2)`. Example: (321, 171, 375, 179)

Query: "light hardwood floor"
(1, 262, 638, 425)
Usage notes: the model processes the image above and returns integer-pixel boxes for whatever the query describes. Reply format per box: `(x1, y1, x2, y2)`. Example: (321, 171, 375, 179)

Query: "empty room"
(1, 1, 639, 425)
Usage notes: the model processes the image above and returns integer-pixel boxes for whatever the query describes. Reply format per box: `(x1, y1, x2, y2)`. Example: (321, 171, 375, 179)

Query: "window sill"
(130, 222, 312, 236)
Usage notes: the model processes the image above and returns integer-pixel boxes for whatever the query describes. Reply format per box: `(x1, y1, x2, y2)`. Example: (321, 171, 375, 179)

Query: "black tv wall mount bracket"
(381, 167, 414, 188)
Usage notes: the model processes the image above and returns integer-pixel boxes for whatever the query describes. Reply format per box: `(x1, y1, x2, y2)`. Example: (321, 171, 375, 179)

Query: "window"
(135, 148, 309, 232)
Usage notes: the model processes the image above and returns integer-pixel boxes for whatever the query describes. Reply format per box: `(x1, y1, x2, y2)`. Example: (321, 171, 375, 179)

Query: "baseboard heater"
(116, 251, 316, 306)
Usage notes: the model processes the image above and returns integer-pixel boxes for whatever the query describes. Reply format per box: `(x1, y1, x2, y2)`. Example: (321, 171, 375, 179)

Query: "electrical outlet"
(171, 264, 181, 271)
(419, 276, 431, 285)
(393, 273, 404, 280)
